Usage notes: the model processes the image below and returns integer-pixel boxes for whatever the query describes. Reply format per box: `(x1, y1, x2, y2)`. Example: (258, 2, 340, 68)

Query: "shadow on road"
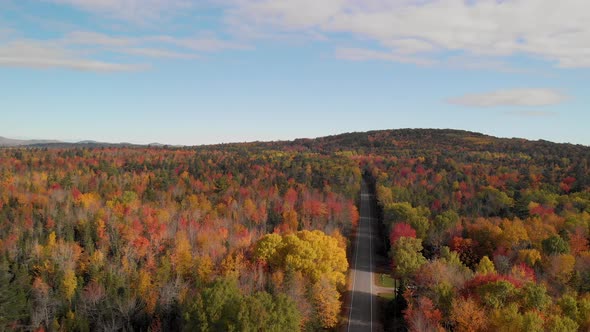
(341, 290, 382, 332)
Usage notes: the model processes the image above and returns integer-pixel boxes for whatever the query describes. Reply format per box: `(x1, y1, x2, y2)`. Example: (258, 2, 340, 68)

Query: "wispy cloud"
(0, 30, 247, 71)
(0, 40, 147, 71)
(447, 88, 568, 107)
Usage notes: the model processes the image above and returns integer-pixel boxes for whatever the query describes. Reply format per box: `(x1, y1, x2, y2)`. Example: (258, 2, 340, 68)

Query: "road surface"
(347, 179, 379, 331)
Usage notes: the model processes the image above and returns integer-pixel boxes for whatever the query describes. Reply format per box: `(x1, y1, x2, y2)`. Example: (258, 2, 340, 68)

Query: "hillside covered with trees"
(362, 130, 590, 331)
(1, 129, 589, 331)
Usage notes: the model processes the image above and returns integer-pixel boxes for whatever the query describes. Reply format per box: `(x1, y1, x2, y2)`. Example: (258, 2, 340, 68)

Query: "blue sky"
(1, 0, 589, 145)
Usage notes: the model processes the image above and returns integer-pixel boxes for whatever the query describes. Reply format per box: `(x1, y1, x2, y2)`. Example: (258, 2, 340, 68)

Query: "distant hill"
(0, 136, 175, 148)
(26, 141, 147, 149)
(304, 128, 589, 153)
(198, 128, 589, 157)
(0, 136, 61, 147)
(0, 136, 132, 148)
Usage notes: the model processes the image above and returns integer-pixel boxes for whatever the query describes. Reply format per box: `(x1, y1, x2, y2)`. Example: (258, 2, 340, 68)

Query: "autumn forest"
(1, 129, 590, 331)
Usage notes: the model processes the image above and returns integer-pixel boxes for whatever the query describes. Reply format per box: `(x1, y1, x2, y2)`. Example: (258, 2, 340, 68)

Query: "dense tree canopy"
(0, 146, 359, 330)
(1, 128, 589, 331)
(364, 130, 590, 331)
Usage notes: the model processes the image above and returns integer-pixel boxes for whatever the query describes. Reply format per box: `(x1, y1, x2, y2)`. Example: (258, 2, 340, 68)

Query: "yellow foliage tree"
(376, 185, 394, 206)
(172, 233, 193, 278)
(282, 209, 299, 232)
(47, 231, 57, 249)
(312, 277, 341, 329)
(137, 269, 152, 299)
(476, 256, 496, 275)
(545, 254, 576, 284)
(220, 251, 245, 279)
(451, 298, 487, 332)
(243, 198, 257, 221)
(499, 219, 530, 249)
(254, 233, 284, 266)
(196, 255, 214, 283)
(137, 269, 158, 314)
(62, 269, 77, 302)
(255, 230, 348, 287)
(518, 249, 542, 267)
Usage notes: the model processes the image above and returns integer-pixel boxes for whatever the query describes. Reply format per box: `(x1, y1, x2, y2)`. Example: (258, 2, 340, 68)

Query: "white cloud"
(224, 0, 590, 68)
(30, 0, 590, 69)
(447, 88, 568, 107)
(0, 40, 146, 71)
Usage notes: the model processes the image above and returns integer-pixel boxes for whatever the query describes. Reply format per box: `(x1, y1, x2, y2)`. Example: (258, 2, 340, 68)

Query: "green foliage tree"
(237, 292, 301, 332)
(429, 210, 459, 247)
(546, 314, 579, 332)
(477, 280, 516, 309)
(391, 237, 427, 280)
(578, 297, 590, 330)
(183, 277, 301, 332)
(476, 187, 514, 217)
(384, 202, 431, 239)
(559, 294, 579, 322)
(542, 235, 570, 255)
(522, 311, 544, 332)
(520, 282, 550, 311)
(0, 262, 29, 330)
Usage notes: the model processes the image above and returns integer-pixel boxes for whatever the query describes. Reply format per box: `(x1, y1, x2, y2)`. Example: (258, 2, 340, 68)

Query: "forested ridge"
(1, 129, 589, 331)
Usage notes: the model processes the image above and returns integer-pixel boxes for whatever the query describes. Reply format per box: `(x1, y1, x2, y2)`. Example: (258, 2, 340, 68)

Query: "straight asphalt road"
(347, 179, 378, 331)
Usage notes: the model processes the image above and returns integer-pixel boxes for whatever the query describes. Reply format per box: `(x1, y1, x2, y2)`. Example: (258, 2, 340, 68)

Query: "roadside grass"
(378, 292, 395, 301)
(375, 273, 396, 288)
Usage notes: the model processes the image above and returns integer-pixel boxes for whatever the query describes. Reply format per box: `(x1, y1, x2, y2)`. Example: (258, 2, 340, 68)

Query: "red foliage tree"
(390, 222, 417, 244)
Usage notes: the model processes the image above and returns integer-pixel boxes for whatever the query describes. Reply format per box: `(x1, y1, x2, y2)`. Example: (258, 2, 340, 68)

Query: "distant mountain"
(0, 136, 61, 147)
(26, 141, 145, 148)
(0, 136, 179, 148)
